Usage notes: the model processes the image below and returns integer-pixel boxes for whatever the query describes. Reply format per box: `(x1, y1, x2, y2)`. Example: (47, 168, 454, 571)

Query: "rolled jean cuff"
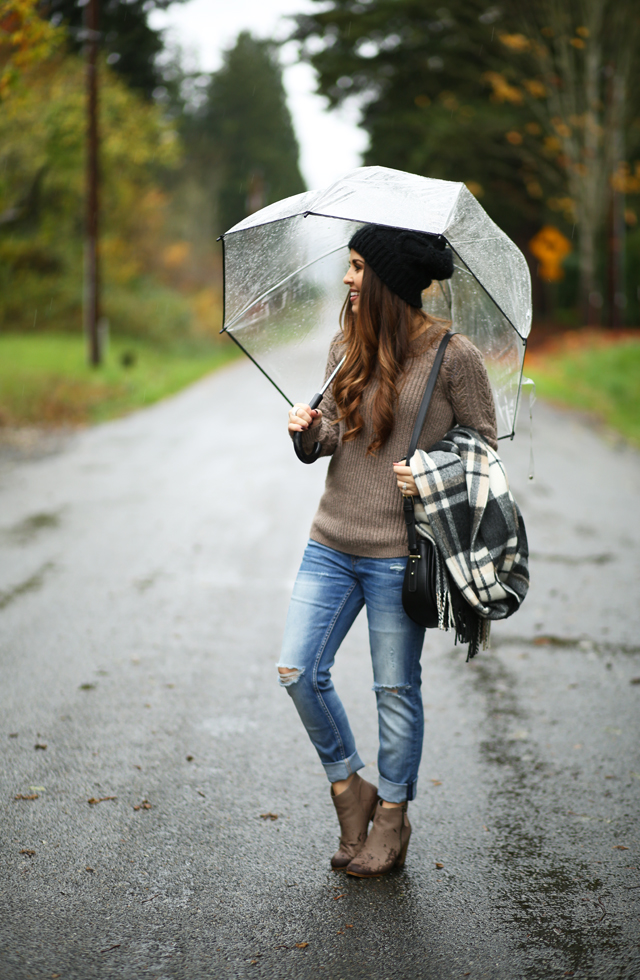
(323, 750, 365, 784)
(378, 774, 417, 804)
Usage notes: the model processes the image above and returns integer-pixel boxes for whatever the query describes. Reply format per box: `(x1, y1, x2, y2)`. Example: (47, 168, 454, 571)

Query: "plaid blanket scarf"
(410, 426, 529, 654)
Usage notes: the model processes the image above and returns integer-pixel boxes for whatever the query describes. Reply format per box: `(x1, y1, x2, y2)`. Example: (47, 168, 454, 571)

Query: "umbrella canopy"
(221, 166, 532, 439)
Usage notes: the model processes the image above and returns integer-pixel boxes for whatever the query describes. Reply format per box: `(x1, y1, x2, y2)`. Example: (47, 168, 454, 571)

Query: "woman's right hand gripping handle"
(288, 404, 322, 435)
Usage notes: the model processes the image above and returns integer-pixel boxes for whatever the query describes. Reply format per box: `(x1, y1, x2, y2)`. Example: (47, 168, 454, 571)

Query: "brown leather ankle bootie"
(345, 800, 411, 877)
(330, 774, 379, 869)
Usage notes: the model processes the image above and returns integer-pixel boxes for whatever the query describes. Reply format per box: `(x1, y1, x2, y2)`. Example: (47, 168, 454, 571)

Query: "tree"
(491, 0, 640, 322)
(292, 0, 640, 321)
(291, 1, 541, 238)
(194, 32, 305, 234)
(0, 0, 63, 98)
(46, 0, 184, 99)
(0, 55, 182, 335)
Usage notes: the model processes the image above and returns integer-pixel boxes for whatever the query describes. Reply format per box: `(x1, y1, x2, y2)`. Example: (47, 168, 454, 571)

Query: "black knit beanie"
(348, 224, 454, 308)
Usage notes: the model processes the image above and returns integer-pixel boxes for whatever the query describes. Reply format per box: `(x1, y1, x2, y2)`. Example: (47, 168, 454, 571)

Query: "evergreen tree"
(292, 0, 640, 317)
(292, 0, 539, 238)
(47, 0, 181, 99)
(197, 32, 305, 234)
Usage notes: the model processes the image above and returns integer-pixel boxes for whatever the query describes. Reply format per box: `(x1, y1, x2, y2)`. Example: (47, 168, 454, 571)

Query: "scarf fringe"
(433, 543, 491, 661)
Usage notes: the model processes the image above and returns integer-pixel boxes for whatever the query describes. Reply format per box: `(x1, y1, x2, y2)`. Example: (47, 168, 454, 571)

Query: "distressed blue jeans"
(277, 540, 426, 803)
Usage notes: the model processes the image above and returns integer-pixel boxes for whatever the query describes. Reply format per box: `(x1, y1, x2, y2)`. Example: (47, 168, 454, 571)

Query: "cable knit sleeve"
(441, 334, 498, 449)
(294, 334, 342, 458)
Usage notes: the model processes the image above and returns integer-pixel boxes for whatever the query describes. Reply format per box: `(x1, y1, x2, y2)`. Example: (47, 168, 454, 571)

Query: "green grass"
(0, 333, 241, 427)
(527, 332, 640, 446)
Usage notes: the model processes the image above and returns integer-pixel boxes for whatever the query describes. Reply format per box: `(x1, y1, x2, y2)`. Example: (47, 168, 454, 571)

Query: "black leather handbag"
(400, 331, 479, 647)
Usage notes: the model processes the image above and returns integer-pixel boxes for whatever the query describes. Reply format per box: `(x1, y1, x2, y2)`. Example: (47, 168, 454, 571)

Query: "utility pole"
(607, 71, 626, 329)
(84, 0, 101, 366)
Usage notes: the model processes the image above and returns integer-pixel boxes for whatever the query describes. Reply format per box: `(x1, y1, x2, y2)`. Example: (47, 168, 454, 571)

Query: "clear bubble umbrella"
(220, 166, 532, 457)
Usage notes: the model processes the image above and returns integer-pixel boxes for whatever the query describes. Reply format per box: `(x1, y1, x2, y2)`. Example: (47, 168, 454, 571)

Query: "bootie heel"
(330, 773, 379, 870)
(396, 830, 411, 869)
(345, 800, 411, 877)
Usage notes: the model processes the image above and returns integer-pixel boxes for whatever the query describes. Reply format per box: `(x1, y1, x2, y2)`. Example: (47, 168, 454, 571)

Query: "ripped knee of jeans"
(277, 665, 305, 688)
(373, 682, 411, 697)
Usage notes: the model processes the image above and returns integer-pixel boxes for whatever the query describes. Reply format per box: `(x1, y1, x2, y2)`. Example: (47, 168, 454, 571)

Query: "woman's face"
(343, 249, 365, 314)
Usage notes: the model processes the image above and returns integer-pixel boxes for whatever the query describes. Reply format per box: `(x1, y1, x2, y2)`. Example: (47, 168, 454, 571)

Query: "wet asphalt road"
(1, 356, 639, 980)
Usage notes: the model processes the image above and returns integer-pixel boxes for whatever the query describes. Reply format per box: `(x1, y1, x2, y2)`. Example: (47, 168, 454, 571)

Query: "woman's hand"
(288, 403, 322, 434)
(393, 462, 418, 497)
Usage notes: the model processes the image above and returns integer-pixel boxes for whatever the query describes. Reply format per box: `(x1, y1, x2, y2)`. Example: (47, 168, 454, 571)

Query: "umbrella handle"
(293, 391, 323, 464)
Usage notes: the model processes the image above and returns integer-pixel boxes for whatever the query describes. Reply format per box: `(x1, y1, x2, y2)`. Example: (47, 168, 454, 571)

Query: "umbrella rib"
(225, 331, 294, 407)
(223, 243, 349, 331)
(449, 246, 523, 334)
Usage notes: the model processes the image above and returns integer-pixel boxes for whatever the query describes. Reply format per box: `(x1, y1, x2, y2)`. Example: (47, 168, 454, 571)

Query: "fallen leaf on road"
(250, 960, 258, 965)
(435, 862, 444, 869)
(295, 943, 309, 949)
(85, 866, 94, 873)
(345, 924, 353, 928)
(30, 786, 45, 791)
(613, 845, 629, 850)
(9, 733, 18, 738)
(197, 790, 205, 798)
(19, 849, 36, 856)
(336, 930, 344, 934)
(34, 744, 47, 750)
(333, 893, 345, 900)
(133, 800, 152, 810)
(630, 677, 640, 685)
(260, 812, 278, 821)
(430, 779, 442, 786)
(186, 755, 194, 762)
(79, 684, 95, 690)
(52, 974, 61, 978)
(508, 729, 529, 741)
(87, 797, 117, 805)
(15, 794, 38, 801)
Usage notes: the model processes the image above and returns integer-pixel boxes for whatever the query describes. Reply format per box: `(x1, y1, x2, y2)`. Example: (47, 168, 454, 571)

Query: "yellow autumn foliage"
(482, 71, 523, 105)
(0, 0, 63, 97)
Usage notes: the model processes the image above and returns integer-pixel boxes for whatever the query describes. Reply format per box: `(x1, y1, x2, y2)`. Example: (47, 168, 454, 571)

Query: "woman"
(278, 224, 497, 877)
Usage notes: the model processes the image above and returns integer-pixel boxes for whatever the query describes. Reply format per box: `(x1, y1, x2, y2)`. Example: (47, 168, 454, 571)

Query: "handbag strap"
(403, 330, 454, 554)
(405, 330, 454, 464)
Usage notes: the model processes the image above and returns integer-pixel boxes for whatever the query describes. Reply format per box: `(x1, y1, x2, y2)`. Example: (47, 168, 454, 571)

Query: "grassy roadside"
(0, 333, 241, 427)
(525, 329, 640, 447)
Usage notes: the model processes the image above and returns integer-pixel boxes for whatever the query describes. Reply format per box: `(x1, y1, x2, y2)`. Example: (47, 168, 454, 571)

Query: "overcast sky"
(149, 0, 368, 190)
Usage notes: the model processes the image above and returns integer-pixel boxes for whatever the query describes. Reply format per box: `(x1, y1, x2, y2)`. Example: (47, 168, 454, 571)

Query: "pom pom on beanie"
(348, 224, 454, 308)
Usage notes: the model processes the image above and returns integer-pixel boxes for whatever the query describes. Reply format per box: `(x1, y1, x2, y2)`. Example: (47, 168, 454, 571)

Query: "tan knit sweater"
(298, 328, 498, 558)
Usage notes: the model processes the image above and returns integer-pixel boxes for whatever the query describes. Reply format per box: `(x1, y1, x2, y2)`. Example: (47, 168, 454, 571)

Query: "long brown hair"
(333, 263, 446, 455)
